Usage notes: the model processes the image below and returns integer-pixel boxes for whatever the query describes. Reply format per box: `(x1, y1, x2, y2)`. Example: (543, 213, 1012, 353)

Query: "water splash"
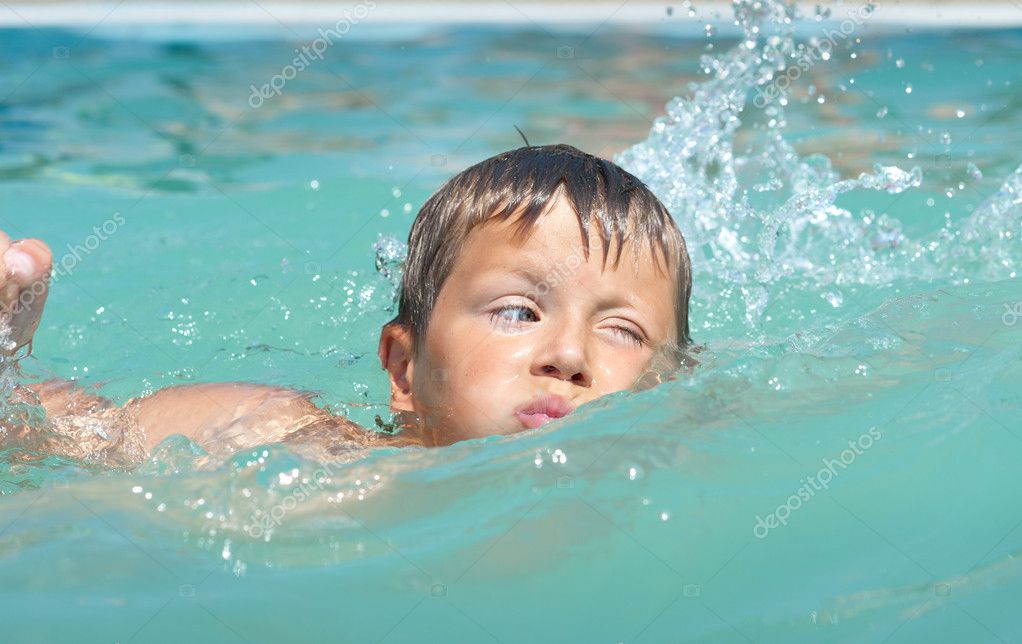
(373, 233, 407, 292)
(959, 163, 1022, 281)
(617, 0, 924, 328)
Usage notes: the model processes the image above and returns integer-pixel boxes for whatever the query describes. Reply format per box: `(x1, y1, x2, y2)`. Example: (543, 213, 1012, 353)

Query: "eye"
(489, 304, 539, 329)
(609, 325, 645, 347)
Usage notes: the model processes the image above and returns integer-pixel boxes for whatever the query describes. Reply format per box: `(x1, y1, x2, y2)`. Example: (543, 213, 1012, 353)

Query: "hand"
(0, 231, 53, 357)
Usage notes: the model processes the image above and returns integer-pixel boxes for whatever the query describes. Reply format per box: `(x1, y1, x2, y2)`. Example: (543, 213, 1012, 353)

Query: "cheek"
(449, 338, 530, 392)
(416, 329, 533, 425)
(433, 317, 532, 382)
(414, 321, 507, 405)
(416, 339, 527, 442)
(591, 348, 649, 392)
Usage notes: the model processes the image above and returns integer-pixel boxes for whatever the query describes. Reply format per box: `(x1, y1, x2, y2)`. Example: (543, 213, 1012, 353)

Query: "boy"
(0, 144, 692, 462)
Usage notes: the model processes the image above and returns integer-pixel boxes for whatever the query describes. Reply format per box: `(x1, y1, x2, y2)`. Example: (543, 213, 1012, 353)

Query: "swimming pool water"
(1, 10, 1021, 643)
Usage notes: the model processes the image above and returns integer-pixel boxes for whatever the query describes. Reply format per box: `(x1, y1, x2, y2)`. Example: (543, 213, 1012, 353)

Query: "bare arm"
(125, 381, 344, 453)
(0, 231, 410, 462)
(24, 379, 391, 460)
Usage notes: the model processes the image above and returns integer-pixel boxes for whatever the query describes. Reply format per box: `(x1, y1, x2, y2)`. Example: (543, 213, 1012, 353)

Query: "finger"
(0, 279, 17, 314)
(5, 239, 52, 289)
(4, 245, 36, 287)
(17, 239, 53, 275)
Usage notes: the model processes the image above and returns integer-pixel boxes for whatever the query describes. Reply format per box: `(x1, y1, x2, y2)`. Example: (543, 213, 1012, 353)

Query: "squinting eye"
(490, 305, 539, 326)
(610, 326, 645, 346)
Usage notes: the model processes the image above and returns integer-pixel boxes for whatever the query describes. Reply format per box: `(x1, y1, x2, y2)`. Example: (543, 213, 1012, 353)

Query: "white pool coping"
(1, 1, 1021, 30)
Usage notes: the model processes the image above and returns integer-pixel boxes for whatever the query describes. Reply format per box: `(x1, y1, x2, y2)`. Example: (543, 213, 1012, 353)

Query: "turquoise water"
(1, 8, 1021, 643)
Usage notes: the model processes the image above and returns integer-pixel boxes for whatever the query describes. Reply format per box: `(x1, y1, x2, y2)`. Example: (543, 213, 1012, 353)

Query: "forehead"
(451, 196, 679, 337)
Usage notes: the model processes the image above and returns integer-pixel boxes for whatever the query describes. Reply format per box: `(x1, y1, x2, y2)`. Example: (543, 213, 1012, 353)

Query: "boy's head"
(378, 144, 692, 446)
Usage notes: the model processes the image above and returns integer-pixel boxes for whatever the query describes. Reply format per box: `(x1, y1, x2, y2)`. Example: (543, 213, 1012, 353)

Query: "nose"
(531, 319, 593, 387)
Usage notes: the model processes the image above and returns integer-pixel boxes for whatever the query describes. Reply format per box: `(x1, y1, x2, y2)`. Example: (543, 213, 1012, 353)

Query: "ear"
(378, 322, 416, 412)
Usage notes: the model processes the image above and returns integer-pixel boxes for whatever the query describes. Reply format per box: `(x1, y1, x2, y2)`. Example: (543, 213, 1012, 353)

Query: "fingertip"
(4, 247, 38, 287)
(14, 238, 53, 274)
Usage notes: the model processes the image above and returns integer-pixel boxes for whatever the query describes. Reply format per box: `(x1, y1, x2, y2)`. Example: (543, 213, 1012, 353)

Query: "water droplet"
(904, 84, 913, 94)
(822, 291, 843, 308)
(309, 179, 320, 190)
(753, 177, 783, 192)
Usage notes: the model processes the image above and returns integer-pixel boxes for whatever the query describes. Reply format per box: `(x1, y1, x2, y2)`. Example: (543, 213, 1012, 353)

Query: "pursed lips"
(514, 393, 574, 429)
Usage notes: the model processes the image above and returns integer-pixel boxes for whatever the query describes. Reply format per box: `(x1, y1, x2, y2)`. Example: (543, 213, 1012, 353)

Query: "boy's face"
(383, 195, 678, 445)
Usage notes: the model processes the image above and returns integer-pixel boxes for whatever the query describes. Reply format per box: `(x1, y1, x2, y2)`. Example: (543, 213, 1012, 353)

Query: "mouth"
(514, 393, 575, 429)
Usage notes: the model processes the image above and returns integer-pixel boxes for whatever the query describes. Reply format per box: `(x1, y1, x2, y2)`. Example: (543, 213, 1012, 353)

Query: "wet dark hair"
(388, 144, 692, 348)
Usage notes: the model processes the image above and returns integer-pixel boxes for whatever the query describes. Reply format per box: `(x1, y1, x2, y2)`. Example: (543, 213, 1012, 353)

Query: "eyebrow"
(507, 266, 548, 284)
(469, 258, 549, 285)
